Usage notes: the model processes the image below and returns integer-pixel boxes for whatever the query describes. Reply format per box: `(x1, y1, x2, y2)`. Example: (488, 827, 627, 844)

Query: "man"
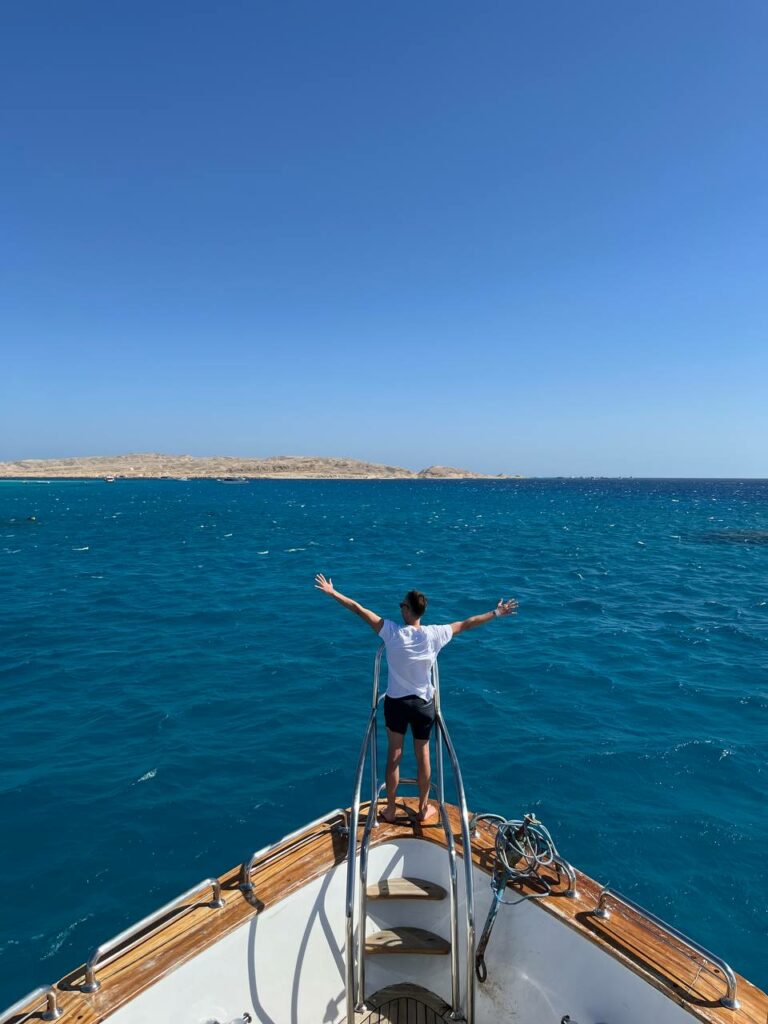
(314, 574, 517, 824)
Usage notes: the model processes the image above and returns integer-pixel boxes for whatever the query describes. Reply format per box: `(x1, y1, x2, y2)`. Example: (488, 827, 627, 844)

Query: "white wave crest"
(42, 915, 91, 960)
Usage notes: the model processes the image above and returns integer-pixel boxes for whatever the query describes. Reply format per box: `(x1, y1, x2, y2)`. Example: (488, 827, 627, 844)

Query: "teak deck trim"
(14, 799, 767, 1024)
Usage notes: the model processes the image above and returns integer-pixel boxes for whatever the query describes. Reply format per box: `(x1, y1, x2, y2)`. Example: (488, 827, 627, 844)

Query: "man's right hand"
(314, 575, 384, 634)
(314, 573, 335, 595)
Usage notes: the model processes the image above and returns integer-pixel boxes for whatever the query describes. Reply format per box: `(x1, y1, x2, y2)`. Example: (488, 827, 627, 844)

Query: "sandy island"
(0, 453, 520, 480)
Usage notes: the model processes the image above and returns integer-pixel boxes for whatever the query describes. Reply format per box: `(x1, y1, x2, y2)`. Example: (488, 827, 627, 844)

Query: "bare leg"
(381, 729, 404, 823)
(414, 737, 438, 823)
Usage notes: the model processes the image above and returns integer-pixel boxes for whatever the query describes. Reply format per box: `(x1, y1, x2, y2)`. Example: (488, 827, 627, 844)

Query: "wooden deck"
(345, 983, 452, 1023)
(10, 798, 768, 1024)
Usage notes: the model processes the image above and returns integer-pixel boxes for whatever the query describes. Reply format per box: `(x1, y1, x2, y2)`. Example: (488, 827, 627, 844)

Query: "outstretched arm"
(314, 574, 384, 634)
(451, 598, 518, 636)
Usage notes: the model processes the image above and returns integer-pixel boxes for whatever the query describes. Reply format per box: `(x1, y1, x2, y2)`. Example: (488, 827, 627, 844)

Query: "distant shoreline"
(0, 453, 519, 481)
(0, 475, 516, 482)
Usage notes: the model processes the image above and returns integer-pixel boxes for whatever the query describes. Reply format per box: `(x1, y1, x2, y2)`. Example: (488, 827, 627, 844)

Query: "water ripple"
(0, 477, 766, 1003)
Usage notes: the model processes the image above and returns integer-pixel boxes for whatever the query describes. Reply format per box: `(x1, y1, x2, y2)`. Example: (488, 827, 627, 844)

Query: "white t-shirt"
(379, 619, 453, 700)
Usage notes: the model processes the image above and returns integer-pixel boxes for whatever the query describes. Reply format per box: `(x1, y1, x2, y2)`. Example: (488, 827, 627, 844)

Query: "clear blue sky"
(2, 1, 766, 476)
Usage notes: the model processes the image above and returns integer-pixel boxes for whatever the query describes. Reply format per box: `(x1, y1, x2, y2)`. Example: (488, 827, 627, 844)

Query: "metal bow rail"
(241, 808, 347, 892)
(81, 877, 225, 993)
(591, 887, 739, 1010)
(0, 986, 62, 1024)
(345, 647, 476, 1024)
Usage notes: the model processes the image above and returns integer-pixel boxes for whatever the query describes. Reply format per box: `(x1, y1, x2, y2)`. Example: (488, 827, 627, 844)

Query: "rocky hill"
(0, 453, 508, 479)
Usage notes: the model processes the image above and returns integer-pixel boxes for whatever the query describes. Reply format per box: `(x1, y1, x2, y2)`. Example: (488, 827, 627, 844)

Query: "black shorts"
(384, 694, 436, 740)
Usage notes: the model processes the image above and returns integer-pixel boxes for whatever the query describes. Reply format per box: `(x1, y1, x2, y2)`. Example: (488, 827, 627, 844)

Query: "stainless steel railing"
(345, 647, 385, 1021)
(591, 887, 739, 1010)
(81, 877, 224, 992)
(554, 854, 578, 898)
(241, 808, 347, 892)
(434, 727, 462, 1016)
(345, 647, 475, 1023)
(434, 659, 476, 1024)
(0, 985, 62, 1023)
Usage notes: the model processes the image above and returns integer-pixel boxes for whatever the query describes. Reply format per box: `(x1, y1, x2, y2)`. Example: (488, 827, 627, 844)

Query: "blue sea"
(1, 478, 766, 1005)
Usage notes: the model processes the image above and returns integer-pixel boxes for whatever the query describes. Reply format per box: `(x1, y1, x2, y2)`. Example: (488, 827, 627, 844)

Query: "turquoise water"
(1, 478, 766, 1004)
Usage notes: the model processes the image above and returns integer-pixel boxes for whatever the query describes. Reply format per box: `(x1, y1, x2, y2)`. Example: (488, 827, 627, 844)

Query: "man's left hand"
(496, 598, 518, 617)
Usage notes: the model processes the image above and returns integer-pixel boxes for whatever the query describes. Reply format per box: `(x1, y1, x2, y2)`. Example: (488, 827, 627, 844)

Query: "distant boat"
(104, 476, 116, 483)
(215, 476, 249, 484)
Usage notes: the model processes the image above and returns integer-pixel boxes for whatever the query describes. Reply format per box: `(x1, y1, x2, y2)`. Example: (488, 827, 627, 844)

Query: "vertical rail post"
(433, 663, 462, 1017)
(370, 652, 381, 822)
(370, 716, 378, 818)
(437, 715, 476, 1024)
(357, 824, 368, 1010)
(345, 645, 384, 1022)
(345, 808, 359, 1020)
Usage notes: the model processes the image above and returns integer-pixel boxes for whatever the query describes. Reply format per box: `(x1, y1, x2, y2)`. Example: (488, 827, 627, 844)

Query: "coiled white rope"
(476, 811, 559, 903)
(473, 812, 562, 981)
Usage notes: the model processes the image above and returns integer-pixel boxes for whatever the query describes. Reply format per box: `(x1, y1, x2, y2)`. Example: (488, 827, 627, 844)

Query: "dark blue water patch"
(0, 478, 767, 1005)
(693, 529, 768, 546)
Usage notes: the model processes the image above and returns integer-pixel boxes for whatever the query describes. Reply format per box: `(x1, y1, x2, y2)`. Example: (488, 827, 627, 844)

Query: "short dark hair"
(404, 590, 427, 617)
